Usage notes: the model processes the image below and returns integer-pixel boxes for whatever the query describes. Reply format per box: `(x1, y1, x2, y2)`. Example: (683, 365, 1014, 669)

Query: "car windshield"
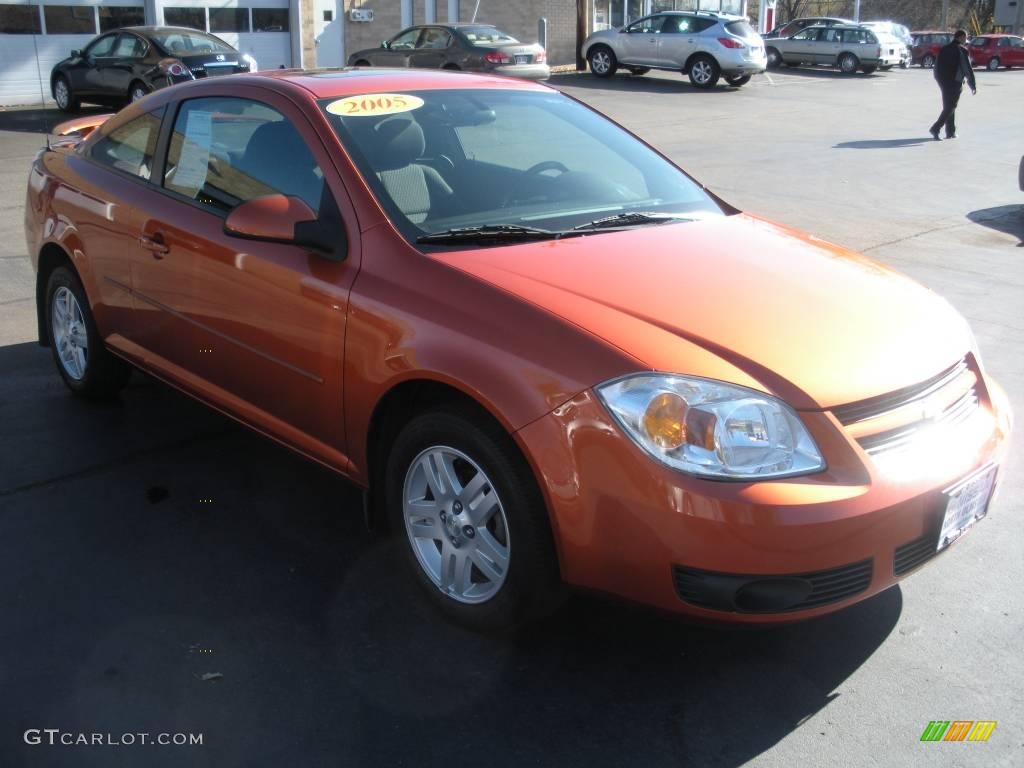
(319, 89, 724, 247)
(149, 29, 236, 55)
(459, 27, 520, 46)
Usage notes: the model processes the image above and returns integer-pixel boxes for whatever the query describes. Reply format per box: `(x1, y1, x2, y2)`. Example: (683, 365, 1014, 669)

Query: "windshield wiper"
(416, 224, 563, 244)
(571, 212, 692, 232)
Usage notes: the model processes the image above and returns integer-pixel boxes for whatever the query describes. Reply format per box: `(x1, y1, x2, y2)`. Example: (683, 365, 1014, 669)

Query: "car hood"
(430, 214, 972, 411)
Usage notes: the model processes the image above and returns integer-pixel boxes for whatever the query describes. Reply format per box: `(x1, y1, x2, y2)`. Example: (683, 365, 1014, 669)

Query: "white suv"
(583, 12, 767, 89)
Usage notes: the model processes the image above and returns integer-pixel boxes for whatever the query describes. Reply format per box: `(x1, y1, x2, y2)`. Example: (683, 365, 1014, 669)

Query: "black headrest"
(369, 116, 425, 171)
(243, 121, 311, 166)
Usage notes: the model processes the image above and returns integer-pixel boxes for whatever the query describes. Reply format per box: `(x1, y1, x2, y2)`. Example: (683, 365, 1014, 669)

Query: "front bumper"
(515, 377, 1011, 623)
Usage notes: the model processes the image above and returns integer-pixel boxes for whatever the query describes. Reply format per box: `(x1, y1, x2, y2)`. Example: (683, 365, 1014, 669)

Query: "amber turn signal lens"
(643, 392, 688, 450)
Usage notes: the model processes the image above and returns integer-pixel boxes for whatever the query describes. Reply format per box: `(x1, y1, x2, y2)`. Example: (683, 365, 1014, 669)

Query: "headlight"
(243, 54, 259, 72)
(596, 374, 825, 480)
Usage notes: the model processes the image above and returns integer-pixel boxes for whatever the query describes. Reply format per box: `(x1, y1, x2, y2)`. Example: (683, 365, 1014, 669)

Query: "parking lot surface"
(1, 67, 1022, 767)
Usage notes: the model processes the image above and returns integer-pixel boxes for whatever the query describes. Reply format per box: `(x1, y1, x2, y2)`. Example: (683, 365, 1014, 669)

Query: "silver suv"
(583, 12, 767, 89)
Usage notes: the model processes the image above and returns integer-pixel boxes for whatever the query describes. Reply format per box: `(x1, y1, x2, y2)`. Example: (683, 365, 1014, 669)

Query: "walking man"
(930, 30, 977, 140)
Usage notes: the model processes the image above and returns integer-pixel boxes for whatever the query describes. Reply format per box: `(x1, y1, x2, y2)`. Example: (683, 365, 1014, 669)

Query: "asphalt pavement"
(1, 66, 1022, 768)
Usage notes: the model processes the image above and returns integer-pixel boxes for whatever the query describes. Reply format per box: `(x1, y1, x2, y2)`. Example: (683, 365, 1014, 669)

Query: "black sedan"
(51, 26, 257, 112)
(347, 23, 550, 80)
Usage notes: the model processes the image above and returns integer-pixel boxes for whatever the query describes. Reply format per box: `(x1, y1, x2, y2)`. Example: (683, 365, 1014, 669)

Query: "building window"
(44, 5, 96, 35)
(210, 8, 249, 33)
(164, 7, 207, 31)
(99, 6, 144, 33)
(253, 8, 289, 32)
(0, 4, 43, 34)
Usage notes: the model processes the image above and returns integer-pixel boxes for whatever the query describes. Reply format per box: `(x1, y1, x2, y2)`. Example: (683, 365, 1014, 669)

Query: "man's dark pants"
(931, 82, 963, 137)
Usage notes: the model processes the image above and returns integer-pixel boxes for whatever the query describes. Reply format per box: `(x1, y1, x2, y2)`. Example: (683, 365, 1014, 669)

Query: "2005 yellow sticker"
(326, 93, 424, 117)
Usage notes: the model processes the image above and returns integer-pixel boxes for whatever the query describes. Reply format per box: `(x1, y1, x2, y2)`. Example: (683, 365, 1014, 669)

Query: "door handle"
(138, 234, 169, 258)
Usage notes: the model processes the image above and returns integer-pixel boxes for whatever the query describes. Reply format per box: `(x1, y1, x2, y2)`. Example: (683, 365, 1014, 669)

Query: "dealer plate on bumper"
(938, 463, 998, 551)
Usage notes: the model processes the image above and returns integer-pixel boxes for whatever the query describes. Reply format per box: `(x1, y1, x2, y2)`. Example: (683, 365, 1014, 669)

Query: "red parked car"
(968, 34, 1024, 70)
(910, 30, 953, 67)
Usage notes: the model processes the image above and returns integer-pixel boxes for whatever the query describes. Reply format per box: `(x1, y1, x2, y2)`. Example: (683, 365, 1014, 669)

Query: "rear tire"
(766, 47, 782, 68)
(838, 52, 859, 74)
(128, 80, 149, 104)
(53, 75, 79, 113)
(45, 266, 131, 398)
(725, 74, 751, 87)
(987, 57, 1000, 71)
(385, 406, 563, 630)
(922, 53, 935, 68)
(588, 45, 617, 78)
(687, 55, 720, 88)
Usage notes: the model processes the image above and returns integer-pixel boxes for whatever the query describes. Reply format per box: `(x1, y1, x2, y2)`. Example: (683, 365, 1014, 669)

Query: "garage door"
(162, 2, 292, 70)
(0, 2, 144, 107)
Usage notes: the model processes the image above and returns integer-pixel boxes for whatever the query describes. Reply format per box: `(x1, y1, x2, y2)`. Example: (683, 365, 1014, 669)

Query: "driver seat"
(365, 116, 453, 224)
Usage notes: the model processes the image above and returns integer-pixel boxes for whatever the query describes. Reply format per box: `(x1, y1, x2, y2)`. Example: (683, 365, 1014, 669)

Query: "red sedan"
(910, 30, 953, 67)
(968, 34, 1024, 70)
(24, 69, 1011, 628)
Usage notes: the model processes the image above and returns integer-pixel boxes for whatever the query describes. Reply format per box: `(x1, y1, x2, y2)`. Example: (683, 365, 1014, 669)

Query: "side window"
(86, 34, 118, 58)
(690, 18, 717, 33)
(113, 34, 146, 58)
(791, 28, 817, 41)
(626, 16, 662, 34)
(822, 28, 841, 43)
(661, 16, 687, 34)
(163, 97, 324, 215)
(997, 37, 1009, 47)
(420, 28, 450, 48)
(90, 107, 165, 180)
(390, 28, 421, 49)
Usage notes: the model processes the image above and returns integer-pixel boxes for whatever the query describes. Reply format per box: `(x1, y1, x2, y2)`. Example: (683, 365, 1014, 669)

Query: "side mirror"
(71, 49, 81, 58)
(224, 194, 346, 261)
(381, 39, 391, 49)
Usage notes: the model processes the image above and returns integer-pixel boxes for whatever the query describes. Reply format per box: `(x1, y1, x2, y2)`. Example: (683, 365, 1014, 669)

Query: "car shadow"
(968, 204, 1024, 246)
(766, 66, 882, 80)
(0, 105, 111, 135)
(0, 339, 902, 767)
(834, 138, 934, 149)
(550, 72, 753, 93)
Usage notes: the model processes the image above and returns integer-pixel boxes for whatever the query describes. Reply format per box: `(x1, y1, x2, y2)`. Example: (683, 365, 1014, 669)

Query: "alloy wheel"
(591, 50, 611, 75)
(51, 286, 88, 380)
(403, 445, 511, 604)
(692, 60, 713, 84)
(55, 79, 69, 110)
(131, 85, 147, 102)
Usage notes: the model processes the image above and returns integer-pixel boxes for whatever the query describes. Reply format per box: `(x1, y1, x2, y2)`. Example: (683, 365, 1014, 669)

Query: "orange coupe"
(25, 69, 1011, 628)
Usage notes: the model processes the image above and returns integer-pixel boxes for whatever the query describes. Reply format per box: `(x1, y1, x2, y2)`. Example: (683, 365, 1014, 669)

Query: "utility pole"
(941, 0, 949, 29)
(853, 0, 860, 23)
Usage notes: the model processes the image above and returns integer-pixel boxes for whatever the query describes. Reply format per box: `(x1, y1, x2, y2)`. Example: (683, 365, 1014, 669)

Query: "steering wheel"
(525, 160, 569, 177)
(502, 161, 571, 207)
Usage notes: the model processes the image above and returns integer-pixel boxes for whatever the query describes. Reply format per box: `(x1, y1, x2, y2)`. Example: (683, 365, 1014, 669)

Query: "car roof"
(120, 26, 223, 35)
(225, 68, 551, 99)
(974, 33, 1017, 38)
(653, 10, 742, 18)
(911, 30, 951, 34)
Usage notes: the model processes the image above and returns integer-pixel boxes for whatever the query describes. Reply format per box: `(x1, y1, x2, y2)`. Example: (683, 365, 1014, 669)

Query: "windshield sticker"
(326, 94, 424, 117)
(172, 110, 212, 192)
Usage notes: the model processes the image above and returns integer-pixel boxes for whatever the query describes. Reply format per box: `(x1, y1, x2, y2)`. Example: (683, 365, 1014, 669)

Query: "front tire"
(588, 45, 617, 78)
(53, 75, 79, 113)
(987, 57, 1000, 71)
(766, 47, 782, 68)
(687, 55, 720, 88)
(45, 266, 131, 398)
(386, 407, 562, 630)
(725, 74, 751, 87)
(838, 52, 859, 74)
(922, 53, 935, 67)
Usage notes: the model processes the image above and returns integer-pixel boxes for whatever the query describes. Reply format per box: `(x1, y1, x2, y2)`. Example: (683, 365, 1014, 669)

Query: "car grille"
(832, 357, 982, 460)
(894, 533, 937, 576)
(672, 558, 873, 613)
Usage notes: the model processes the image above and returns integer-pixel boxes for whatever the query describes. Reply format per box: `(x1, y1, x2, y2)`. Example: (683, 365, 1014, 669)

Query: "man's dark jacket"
(934, 41, 977, 90)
